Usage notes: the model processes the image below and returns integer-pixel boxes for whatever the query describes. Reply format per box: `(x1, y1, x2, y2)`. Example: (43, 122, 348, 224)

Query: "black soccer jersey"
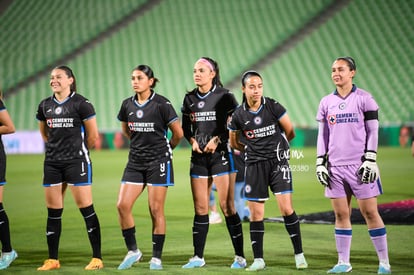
(181, 85, 238, 151)
(36, 92, 96, 162)
(228, 97, 290, 164)
(117, 91, 179, 164)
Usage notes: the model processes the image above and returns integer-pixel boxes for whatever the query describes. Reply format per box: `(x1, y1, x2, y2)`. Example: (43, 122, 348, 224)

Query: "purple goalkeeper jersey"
(316, 85, 379, 166)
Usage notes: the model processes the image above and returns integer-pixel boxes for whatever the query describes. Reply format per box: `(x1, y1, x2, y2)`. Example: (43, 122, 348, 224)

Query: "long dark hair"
(132, 64, 159, 88)
(55, 65, 77, 92)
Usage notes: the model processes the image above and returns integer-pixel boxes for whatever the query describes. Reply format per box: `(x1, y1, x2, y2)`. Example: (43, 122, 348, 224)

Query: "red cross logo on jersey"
(244, 130, 255, 139)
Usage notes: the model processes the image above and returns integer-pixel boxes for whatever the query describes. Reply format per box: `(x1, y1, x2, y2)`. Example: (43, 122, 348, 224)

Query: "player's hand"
(357, 151, 379, 183)
(191, 139, 203, 154)
(203, 136, 220, 154)
(316, 156, 330, 187)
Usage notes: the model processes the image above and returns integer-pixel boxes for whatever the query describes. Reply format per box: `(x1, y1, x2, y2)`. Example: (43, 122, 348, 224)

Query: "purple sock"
(335, 228, 352, 263)
(369, 227, 389, 264)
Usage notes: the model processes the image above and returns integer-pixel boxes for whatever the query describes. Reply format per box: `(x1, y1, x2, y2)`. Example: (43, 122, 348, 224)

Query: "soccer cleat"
(85, 257, 103, 270)
(0, 250, 18, 270)
(378, 262, 391, 274)
(118, 249, 143, 270)
(231, 255, 247, 269)
(246, 258, 265, 271)
(327, 261, 352, 273)
(295, 253, 308, 269)
(182, 256, 205, 268)
(149, 257, 163, 270)
(209, 211, 222, 224)
(37, 259, 61, 271)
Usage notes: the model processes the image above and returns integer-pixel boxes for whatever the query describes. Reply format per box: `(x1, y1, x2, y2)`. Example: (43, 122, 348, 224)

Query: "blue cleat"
(327, 261, 352, 273)
(378, 262, 391, 274)
(182, 256, 205, 268)
(230, 255, 247, 269)
(0, 250, 18, 270)
(117, 249, 142, 270)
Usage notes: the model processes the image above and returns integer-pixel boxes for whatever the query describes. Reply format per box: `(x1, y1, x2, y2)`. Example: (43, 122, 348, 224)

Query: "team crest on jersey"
(254, 116, 262, 125)
(339, 102, 346, 110)
(245, 184, 251, 194)
(197, 101, 205, 109)
(328, 114, 336, 125)
(55, 106, 62, 115)
(136, 110, 143, 118)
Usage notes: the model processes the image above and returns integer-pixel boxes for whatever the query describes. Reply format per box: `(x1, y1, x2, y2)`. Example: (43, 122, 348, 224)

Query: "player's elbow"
(5, 124, 15, 134)
(286, 129, 295, 141)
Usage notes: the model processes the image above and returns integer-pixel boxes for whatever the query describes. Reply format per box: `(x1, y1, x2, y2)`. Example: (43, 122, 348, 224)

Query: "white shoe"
(209, 211, 222, 224)
(149, 257, 163, 270)
(246, 258, 265, 271)
(295, 253, 308, 269)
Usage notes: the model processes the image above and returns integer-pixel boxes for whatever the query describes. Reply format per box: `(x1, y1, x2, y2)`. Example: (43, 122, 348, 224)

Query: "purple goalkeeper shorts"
(325, 164, 383, 199)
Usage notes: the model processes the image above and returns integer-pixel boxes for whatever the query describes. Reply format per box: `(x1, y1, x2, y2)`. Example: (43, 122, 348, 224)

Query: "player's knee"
(334, 210, 351, 221)
(360, 208, 380, 221)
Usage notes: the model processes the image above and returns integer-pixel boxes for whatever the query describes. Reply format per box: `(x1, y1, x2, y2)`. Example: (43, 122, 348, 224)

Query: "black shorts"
(190, 149, 233, 178)
(122, 158, 174, 186)
(244, 158, 292, 201)
(43, 159, 92, 187)
(0, 149, 5, 185)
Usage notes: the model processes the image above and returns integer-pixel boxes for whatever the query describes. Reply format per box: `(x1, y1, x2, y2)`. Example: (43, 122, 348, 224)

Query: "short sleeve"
(117, 100, 128, 122)
(36, 101, 46, 121)
(79, 99, 96, 120)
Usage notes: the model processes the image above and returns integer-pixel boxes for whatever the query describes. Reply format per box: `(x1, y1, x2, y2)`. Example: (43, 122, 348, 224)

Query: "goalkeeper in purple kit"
(316, 57, 391, 274)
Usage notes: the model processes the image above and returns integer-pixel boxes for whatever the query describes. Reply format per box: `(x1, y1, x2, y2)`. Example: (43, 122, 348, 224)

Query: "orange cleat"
(37, 259, 60, 271)
(85, 258, 103, 270)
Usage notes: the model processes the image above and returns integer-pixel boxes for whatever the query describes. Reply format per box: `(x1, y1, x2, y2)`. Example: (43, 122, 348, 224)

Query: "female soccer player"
(181, 57, 245, 269)
(0, 91, 17, 270)
(36, 65, 103, 271)
(228, 70, 307, 271)
(315, 57, 391, 274)
(116, 65, 183, 270)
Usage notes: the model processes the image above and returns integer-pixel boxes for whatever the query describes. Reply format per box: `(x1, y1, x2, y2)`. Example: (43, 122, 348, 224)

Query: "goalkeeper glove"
(357, 151, 379, 183)
(316, 155, 330, 187)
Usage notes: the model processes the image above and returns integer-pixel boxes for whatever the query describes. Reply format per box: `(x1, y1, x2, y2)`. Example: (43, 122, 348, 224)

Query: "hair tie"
(196, 58, 215, 71)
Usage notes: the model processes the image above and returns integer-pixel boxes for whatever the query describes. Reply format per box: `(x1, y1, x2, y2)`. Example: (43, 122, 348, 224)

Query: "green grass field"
(2, 147, 414, 274)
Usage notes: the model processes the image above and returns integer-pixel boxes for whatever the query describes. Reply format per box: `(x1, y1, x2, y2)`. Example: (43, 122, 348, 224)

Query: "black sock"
(283, 211, 303, 254)
(80, 204, 101, 259)
(225, 214, 244, 257)
(193, 214, 209, 258)
(46, 208, 63, 259)
(0, 203, 12, 252)
(152, 234, 165, 259)
(250, 221, 264, 259)
(122, 227, 137, 251)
